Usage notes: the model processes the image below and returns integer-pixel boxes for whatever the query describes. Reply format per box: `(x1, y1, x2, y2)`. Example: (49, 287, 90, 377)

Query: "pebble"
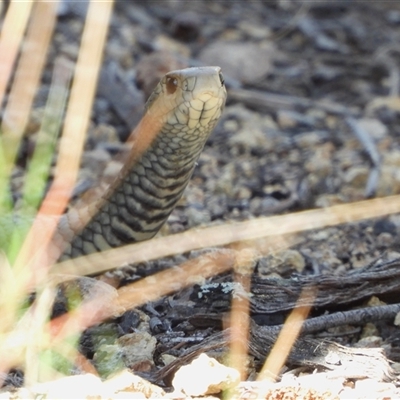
(262, 250, 306, 273)
(353, 379, 398, 398)
(172, 353, 240, 396)
(238, 20, 272, 40)
(228, 126, 269, 153)
(293, 130, 328, 148)
(90, 123, 120, 144)
(304, 142, 335, 177)
(186, 206, 211, 227)
(357, 117, 388, 139)
(343, 166, 369, 188)
(199, 41, 276, 84)
(276, 110, 316, 129)
(102, 160, 124, 178)
(376, 232, 394, 247)
(26, 374, 104, 399)
(102, 369, 165, 398)
(117, 331, 157, 371)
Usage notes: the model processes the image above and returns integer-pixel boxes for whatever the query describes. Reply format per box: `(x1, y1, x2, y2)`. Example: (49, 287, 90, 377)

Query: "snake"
(54, 66, 226, 260)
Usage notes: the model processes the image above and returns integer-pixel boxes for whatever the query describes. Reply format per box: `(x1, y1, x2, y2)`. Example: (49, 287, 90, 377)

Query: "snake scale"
(55, 66, 227, 260)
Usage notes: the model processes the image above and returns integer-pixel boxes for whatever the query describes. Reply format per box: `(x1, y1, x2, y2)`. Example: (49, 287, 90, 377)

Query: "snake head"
(145, 66, 227, 131)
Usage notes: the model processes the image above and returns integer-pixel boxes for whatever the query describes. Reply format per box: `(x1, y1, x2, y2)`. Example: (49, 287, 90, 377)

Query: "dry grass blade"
(227, 249, 257, 380)
(52, 194, 400, 277)
(0, 60, 72, 377)
(35, 0, 114, 222)
(254, 288, 316, 399)
(0, 1, 33, 108)
(0, 1, 56, 213)
(15, 0, 115, 279)
(3, 59, 73, 323)
(0, 2, 60, 375)
(22, 58, 73, 213)
(50, 0, 114, 213)
(0, 0, 114, 382)
(0, 1, 58, 169)
(257, 287, 316, 383)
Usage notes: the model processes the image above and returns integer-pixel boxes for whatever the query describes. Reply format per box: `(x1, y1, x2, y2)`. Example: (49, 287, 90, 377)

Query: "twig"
(261, 303, 400, 336)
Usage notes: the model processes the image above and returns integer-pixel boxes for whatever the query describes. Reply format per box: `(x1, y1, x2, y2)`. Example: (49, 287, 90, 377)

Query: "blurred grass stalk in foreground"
(0, 0, 114, 383)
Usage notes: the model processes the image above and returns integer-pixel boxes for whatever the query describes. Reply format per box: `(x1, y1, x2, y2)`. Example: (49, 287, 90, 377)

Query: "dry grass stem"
(0, 1, 58, 173)
(256, 287, 316, 387)
(12, 62, 72, 290)
(0, 0, 34, 212)
(17, 0, 114, 278)
(40, 0, 114, 218)
(0, 0, 114, 381)
(0, 1, 33, 108)
(227, 249, 257, 380)
(0, 60, 73, 375)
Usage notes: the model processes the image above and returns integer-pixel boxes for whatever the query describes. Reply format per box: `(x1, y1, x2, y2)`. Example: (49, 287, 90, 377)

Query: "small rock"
(357, 117, 388, 139)
(383, 150, 400, 167)
(283, 250, 306, 272)
(276, 110, 315, 129)
(28, 374, 103, 399)
(90, 123, 120, 144)
(391, 361, 400, 373)
(228, 126, 268, 154)
(199, 41, 276, 84)
(377, 165, 400, 196)
(376, 232, 394, 247)
(395, 312, 400, 326)
(238, 20, 272, 40)
(94, 344, 125, 378)
(373, 219, 397, 235)
(357, 334, 382, 348)
(266, 249, 306, 273)
(304, 142, 335, 177)
(387, 9, 400, 24)
(161, 354, 176, 366)
(172, 353, 240, 396)
(103, 369, 165, 398)
(344, 166, 369, 188)
(354, 378, 397, 398)
(186, 206, 211, 227)
(117, 331, 157, 371)
(103, 160, 124, 178)
(81, 148, 111, 176)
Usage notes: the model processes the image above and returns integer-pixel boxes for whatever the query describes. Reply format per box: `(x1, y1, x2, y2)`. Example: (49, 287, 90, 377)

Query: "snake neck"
(58, 122, 211, 260)
(56, 66, 226, 261)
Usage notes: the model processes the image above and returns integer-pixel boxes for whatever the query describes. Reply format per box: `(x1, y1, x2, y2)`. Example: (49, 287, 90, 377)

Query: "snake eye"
(166, 76, 178, 94)
(218, 72, 225, 86)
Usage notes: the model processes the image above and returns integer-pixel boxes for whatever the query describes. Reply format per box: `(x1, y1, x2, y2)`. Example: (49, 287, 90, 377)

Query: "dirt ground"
(6, 0, 400, 398)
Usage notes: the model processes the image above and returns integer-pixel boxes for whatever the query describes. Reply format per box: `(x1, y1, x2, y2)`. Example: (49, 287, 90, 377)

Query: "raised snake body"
(56, 66, 226, 260)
